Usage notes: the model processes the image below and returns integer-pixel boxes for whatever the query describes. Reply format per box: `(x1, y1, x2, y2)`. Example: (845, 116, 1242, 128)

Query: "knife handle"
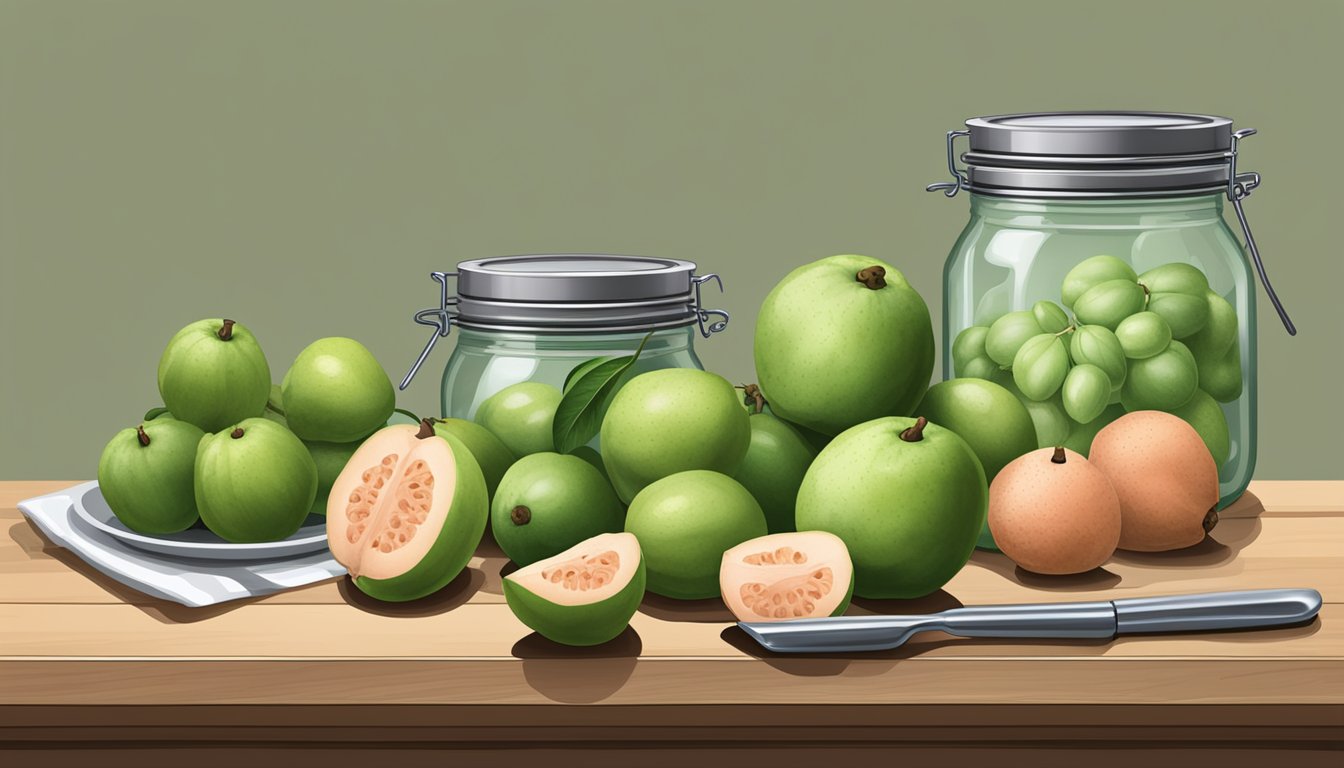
(1113, 588, 1322, 634)
(940, 600, 1117, 639)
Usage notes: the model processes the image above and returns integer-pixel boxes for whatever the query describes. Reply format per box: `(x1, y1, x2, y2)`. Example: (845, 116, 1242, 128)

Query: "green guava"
(600, 369, 750, 504)
(915, 378, 1036, 550)
(97, 419, 206, 534)
(157, 318, 271, 433)
(733, 408, 818, 534)
(491, 452, 625, 566)
(473, 381, 562, 458)
(194, 418, 318, 543)
(753, 255, 934, 436)
(624, 470, 767, 599)
(326, 423, 489, 602)
(503, 532, 646, 646)
(281, 337, 395, 443)
(432, 417, 517, 501)
(795, 416, 987, 599)
(568, 445, 610, 480)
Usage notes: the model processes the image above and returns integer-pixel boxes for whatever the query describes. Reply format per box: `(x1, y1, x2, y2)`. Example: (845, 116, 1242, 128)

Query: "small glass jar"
(928, 112, 1297, 508)
(398, 254, 729, 420)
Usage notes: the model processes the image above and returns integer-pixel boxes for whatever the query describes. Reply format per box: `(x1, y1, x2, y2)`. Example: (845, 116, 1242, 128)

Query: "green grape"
(951, 326, 990, 373)
(1032, 300, 1070, 334)
(1073, 278, 1146, 330)
(1061, 364, 1111, 424)
(1061, 255, 1137, 309)
(985, 310, 1043, 366)
(1068, 324, 1127, 387)
(1171, 389, 1231, 466)
(1114, 311, 1172, 359)
(959, 354, 1002, 382)
(1138, 263, 1212, 339)
(1012, 334, 1070, 402)
(1145, 292, 1210, 339)
(1186, 291, 1238, 362)
(1138, 262, 1210, 296)
(1003, 380, 1070, 448)
(1061, 403, 1125, 457)
(1120, 340, 1199, 412)
(1198, 341, 1243, 402)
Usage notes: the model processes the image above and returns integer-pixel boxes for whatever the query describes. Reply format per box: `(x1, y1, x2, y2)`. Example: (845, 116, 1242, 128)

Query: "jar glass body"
(942, 193, 1256, 507)
(441, 325, 704, 421)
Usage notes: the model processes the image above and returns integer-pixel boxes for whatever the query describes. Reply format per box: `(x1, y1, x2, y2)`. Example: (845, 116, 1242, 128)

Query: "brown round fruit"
(1088, 410, 1219, 552)
(988, 447, 1122, 575)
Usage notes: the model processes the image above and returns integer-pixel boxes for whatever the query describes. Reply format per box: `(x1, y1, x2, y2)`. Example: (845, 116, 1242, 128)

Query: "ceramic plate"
(70, 482, 330, 561)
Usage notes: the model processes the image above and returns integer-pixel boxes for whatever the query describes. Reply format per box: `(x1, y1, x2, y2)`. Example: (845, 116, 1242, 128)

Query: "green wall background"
(2, 0, 1340, 480)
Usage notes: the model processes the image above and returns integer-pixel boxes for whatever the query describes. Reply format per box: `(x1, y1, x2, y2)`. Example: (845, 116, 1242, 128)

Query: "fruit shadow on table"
(512, 626, 642, 704)
(337, 566, 485, 618)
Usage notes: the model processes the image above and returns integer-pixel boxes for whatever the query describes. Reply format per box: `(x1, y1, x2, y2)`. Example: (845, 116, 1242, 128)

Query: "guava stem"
(899, 416, 928, 443)
(416, 418, 435, 440)
(856, 266, 887, 290)
(218, 319, 236, 341)
(230, 427, 244, 439)
(1203, 506, 1219, 534)
(511, 505, 531, 526)
(1051, 446, 1067, 464)
(136, 425, 150, 447)
(742, 383, 766, 414)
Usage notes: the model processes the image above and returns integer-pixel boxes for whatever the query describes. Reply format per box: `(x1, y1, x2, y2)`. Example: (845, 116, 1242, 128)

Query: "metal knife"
(737, 588, 1322, 654)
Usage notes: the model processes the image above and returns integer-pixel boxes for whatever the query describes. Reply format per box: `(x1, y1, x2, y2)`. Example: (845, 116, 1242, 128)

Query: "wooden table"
(2, 480, 1340, 765)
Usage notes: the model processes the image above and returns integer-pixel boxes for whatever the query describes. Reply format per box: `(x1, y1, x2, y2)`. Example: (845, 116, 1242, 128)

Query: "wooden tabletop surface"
(2, 479, 1341, 761)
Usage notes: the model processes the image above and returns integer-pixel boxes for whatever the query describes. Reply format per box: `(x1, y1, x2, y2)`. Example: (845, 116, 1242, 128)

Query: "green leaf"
(143, 406, 172, 421)
(563, 355, 614, 393)
(552, 334, 653, 454)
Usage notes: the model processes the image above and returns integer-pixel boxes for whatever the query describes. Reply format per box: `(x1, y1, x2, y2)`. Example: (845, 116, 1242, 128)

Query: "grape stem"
(1052, 323, 1077, 338)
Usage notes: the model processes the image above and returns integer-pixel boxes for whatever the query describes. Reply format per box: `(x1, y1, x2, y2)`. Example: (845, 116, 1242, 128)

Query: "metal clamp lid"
(927, 118, 1296, 335)
(398, 256, 732, 390)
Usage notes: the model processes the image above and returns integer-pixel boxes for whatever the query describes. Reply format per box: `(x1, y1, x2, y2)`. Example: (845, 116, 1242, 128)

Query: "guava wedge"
(326, 422, 488, 602)
(720, 531, 854, 622)
(503, 532, 645, 646)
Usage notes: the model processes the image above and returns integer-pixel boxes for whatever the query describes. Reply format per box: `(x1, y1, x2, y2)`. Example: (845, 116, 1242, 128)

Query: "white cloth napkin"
(17, 482, 347, 608)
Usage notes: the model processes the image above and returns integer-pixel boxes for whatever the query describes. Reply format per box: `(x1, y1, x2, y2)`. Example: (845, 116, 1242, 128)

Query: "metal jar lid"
(398, 254, 730, 389)
(926, 111, 1297, 334)
(930, 112, 1246, 197)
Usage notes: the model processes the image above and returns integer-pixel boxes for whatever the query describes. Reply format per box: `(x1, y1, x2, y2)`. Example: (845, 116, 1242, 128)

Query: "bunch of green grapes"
(951, 255, 1241, 465)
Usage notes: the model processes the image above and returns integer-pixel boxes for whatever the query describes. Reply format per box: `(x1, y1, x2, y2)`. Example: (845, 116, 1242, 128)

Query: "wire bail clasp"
(926, 129, 971, 198)
(1226, 129, 1296, 335)
(399, 271, 459, 390)
(692, 273, 730, 338)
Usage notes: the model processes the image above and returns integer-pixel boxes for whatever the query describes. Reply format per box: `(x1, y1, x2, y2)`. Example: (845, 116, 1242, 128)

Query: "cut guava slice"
(326, 423, 488, 601)
(503, 532, 645, 646)
(719, 531, 854, 622)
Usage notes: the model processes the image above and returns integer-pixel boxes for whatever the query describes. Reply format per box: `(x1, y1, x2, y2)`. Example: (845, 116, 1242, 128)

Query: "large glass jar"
(398, 254, 729, 421)
(929, 113, 1296, 509)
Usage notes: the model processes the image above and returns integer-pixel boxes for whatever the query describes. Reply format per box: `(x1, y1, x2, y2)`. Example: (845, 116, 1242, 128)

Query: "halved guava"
(719, 531, 854, 622)
(326, 422, 488, 602)
(503, 532, 645, 646)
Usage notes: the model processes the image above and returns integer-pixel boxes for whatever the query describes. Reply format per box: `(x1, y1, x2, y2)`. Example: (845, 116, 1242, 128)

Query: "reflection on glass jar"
(930, 113, 1296, 508)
